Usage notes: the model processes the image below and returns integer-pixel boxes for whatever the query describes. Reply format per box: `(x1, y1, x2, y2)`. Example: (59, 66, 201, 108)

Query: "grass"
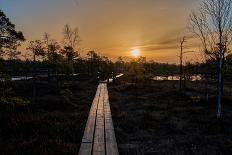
(109, 77, 232, 155)
(0, 78, 97, 155)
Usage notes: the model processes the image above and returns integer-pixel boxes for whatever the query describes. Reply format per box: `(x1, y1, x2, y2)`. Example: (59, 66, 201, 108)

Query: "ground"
(1, 76, 232, 155)
(0, 77, 97, 155)
(109, 77, 232, 155)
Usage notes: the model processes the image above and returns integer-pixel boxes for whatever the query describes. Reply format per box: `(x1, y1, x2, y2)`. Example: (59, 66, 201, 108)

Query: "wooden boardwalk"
(79, 83, 119, 155)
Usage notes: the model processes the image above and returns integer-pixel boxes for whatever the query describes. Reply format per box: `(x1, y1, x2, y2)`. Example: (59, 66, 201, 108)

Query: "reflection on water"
(116, 73, 124, 78)
(153, 75, 202, 81)
(103, 73, 124, 83)
(0, 73, 80, 82)
(11, 76, 33, 81)
(0, 76, 33, 82)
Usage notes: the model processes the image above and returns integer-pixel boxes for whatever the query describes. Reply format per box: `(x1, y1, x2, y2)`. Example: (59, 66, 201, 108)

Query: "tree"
(43, 33, 62, 77)
(179, 37, 186, 92)
(27, 40, 46, 104)
(62, 46, 76, 74)
(87, 51, 101, 77)
(47, 41, 62, 72)
(126, 56, 147, 101)
(63, 24, 81, 50)
(225, 54, 232, 78)
(0, 10, 25, 58)
(5, 41, 21, 59)
(189, 0, 232, 118)
(62, 24, 81, 74)
(100, 56, 114, 81)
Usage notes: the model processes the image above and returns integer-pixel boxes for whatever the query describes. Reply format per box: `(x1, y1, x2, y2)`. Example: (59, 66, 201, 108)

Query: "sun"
(131, 48, 141, 57)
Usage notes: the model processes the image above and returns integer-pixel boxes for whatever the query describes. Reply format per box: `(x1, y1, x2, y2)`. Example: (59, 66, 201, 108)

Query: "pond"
(153, 75, 202, 81)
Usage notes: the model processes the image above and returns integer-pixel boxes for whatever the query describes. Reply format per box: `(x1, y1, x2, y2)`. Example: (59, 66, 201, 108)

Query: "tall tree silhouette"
(62, 24, 81, 74)
(0, 10, 25, 58)
(27, 40, 45, 104)
(179, 37, 186, 92)
(189, 0, 232, 118)
(87, 51, 101, 77)
(43, 33, 61, 78)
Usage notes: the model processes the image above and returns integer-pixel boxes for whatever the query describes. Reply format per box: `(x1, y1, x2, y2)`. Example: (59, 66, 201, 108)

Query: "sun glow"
(131, 48, 141, 57)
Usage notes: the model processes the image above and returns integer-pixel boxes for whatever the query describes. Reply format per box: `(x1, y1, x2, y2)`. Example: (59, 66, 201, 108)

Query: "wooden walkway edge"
(78, 83, 119, 155)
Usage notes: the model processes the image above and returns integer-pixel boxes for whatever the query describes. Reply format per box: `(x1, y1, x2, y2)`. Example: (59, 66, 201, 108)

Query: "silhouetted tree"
(225, 54, 232, 78)
(115, 57, 125, 73)
(179, 37, 186, 92)
(27, 40, 46, 104)
(127, 57, 147, 100)
(43, 33, 63, 78)
(62, 24, 81, 74)
(87, 51, 101, 77)
(0, 9, 25, 98)
(63, 24, 81, 49)
(189, 0, 232, 118)
(0, 10, 25, 58)
(62, 46, 76, 75)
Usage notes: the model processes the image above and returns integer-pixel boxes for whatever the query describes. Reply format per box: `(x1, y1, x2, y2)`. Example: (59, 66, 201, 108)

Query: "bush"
(0, 97, 31, 110)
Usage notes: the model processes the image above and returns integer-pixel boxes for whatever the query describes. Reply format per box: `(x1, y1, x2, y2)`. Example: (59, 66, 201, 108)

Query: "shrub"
(0, 97, 31, 110)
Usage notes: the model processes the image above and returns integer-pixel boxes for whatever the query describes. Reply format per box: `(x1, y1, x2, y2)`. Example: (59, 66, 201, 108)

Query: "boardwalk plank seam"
(79, 83, 118, 155)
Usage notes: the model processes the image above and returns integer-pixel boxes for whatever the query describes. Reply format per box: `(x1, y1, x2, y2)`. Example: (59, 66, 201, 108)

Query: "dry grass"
(0, 79, 97, 155)
(109, 77, 232, 155)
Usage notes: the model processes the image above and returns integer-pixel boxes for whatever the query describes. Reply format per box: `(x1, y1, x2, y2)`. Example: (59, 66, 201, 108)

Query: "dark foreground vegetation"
(2, 1, 232, 154)
(109, 77, 232, 155)
(0, 77, 97, 155)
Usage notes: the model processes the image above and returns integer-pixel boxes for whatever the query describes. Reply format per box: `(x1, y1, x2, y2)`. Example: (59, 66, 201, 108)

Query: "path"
(78, 83, 119, 155)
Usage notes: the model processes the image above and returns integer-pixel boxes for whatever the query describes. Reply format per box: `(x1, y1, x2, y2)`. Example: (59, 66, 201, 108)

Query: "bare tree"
(43, 33, 61, 60)
(179, 37, 186, 92)
(62, 24, 81, 74)
(178, 37, 195, 93)
(189, 0, 232, 118)
(43, 33, 61, 79)
(44, 32, 50, 46)
(27, 40, 46, 104)
(63, 24, 81, 50)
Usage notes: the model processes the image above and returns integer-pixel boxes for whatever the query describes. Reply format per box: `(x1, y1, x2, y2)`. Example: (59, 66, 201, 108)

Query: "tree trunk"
(179, 40, 184, 93)
(205, 75, 209, 103)
(217, 51, 223, 118)
(32, 53, 36, 104)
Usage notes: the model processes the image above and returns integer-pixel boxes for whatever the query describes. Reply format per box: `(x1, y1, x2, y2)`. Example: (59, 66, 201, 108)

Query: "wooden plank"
(103, 84, 119, 155)
(93, 85, 105, 155)
(79, 83, 119, 155)
(105, 129, 119, 155)
(81, 84, 101, 143)
(78, 143, 92, 155)
(79, 84, 102, 155)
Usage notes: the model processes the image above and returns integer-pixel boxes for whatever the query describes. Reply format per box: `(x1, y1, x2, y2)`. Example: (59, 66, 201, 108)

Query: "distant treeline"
(1, 53, 232, 80)
(1, 8, 232, 81)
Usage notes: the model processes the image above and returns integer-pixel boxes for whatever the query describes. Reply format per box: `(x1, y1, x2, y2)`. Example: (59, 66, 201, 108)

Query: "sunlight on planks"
(79, 83, 119, 155)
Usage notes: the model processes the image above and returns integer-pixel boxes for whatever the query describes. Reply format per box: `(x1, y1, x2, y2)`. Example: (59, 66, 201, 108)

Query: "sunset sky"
(1, 0, 202, 63)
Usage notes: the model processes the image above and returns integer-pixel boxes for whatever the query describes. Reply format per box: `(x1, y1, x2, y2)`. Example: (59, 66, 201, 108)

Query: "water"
(11, 76, 33, 81)
(103, 73, 124, 83)
(0, 76, 33, 82)
(116, 73, 124, 78)
(0, 73, 80, 82)
(153, 75, 202, 81)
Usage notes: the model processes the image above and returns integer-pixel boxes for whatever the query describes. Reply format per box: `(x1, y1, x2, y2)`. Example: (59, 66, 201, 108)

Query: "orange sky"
(1, 0, 202, 63)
